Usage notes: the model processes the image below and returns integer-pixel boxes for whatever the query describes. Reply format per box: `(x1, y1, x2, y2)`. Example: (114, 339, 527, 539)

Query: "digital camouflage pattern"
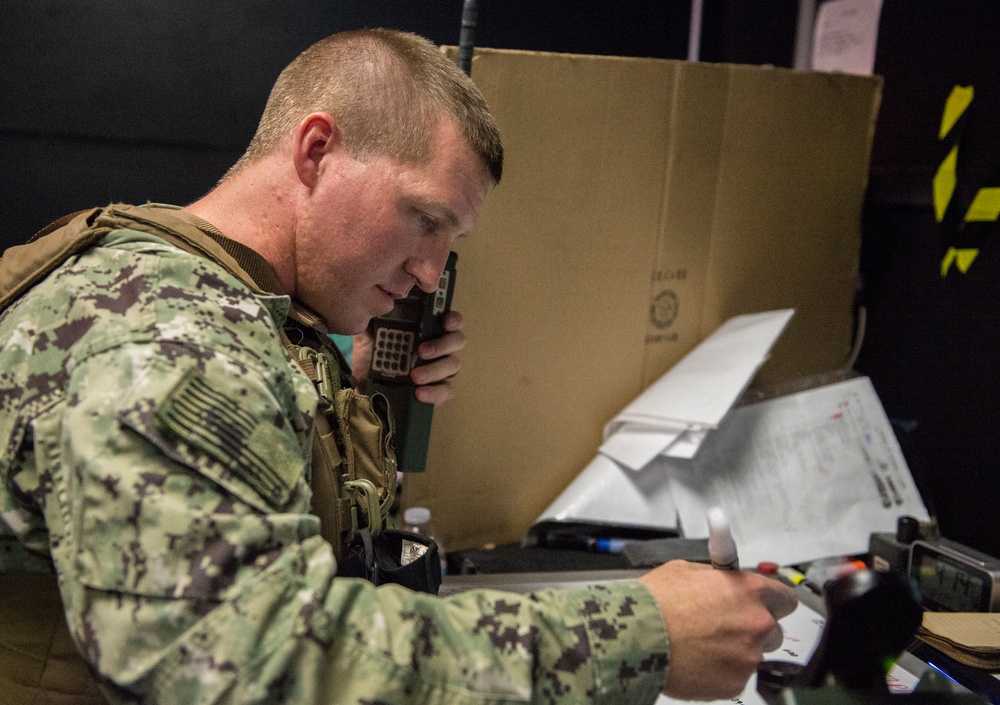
(0, 210, 670, 704)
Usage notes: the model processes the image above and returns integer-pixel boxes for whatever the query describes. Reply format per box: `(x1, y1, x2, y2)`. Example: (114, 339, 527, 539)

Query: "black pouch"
(338, 528, 442, 595)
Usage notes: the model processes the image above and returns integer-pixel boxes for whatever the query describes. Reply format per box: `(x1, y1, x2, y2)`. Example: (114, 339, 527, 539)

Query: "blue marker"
(594, 537, 629, 554)
(542, 533, 629, 554)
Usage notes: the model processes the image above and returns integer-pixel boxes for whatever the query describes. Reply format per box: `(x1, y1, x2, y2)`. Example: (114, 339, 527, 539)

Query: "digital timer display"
(909, 539, 1000, 613)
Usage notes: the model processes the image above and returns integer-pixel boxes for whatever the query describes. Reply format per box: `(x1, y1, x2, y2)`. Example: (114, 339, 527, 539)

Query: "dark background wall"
(857, 0, 1000, 558)
(0, 0, 797, 245)
(2, 1, 997, 557)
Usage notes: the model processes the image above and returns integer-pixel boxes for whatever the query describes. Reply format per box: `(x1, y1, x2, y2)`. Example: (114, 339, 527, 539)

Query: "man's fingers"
(417, 329, 466, 361)
(411, 356, 461, 386)
(414, 380, 455, 405)
(442, 310, 464, 332)
(763, 581, 799, 621)
(761, 622, 784, 653)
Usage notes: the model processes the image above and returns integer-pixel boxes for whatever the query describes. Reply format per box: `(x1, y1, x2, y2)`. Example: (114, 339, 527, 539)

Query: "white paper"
(599, 425, 683, 470)
(535, 453, 678, 530)
(811, 0, 884, 75)
(665, 376, 930, 568)
(600, 309, 794, 469)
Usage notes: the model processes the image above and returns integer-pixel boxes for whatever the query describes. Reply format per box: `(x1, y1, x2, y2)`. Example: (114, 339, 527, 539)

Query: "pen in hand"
(707, 506, 740, 571)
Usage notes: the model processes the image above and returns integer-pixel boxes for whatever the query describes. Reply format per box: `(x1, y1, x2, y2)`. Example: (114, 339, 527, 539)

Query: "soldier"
(0, 28, 796, 704)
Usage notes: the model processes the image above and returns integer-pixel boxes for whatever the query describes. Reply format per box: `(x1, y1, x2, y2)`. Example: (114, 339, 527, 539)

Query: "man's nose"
(408, 246, 453, 294)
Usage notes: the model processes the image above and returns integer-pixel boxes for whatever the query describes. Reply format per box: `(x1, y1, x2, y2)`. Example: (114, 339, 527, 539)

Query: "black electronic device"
(756, 568, 993, 705)
(758, 569, 923, 697)
(869, 516, 1000, 613)
(870, 515, 927, 575)
(368, 252, 456, 472)
(908, 538, 1000, 613)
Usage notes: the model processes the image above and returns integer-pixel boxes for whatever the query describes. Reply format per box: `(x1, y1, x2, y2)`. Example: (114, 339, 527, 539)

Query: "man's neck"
(183, 159, 297, 295)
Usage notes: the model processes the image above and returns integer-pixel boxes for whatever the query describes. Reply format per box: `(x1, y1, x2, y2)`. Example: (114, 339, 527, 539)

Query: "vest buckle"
(343, 478, 383, 537)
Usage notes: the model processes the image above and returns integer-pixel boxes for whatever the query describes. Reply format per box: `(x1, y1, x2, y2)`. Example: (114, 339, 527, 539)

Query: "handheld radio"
(368, 252, 457, 472)
(367, 0, 477, 473)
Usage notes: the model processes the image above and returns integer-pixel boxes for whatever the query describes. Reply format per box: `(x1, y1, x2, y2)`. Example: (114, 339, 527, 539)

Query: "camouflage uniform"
(0, 204, 669, 704)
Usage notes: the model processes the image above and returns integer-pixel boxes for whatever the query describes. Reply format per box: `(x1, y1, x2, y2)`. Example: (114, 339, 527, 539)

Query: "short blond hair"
(228, 28, 502, 183)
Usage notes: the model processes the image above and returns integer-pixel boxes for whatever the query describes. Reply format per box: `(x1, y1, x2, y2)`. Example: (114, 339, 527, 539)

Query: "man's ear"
(293, 112, 341, 188)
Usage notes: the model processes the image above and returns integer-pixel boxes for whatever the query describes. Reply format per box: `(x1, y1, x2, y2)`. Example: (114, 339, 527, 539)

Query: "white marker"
(707, 506, 740, 571)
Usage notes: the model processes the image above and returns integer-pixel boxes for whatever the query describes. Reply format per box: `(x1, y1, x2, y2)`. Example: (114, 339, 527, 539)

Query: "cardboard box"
(403, 48, 882, 551)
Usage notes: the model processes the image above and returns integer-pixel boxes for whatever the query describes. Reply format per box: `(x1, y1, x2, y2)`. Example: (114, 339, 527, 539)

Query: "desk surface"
(440, 568, 645, 596)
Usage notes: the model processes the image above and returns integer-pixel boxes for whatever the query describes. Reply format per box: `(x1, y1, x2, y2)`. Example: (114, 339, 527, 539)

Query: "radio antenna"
(457, 0, 477, 76)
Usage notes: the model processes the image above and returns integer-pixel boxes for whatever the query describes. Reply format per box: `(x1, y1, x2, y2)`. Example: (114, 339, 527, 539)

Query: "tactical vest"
(0, 204, 440, 703)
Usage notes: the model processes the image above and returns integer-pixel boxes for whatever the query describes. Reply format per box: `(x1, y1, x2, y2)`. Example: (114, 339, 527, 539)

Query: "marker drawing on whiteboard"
(707, 506, 740, 571)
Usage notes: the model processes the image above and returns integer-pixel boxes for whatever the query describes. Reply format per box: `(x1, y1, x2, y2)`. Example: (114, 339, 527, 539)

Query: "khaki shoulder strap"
(0, 208, 106, 313)
(96, 206, 349, 369)
(0, 204, 268, 314)
(96, 204, 274, 297)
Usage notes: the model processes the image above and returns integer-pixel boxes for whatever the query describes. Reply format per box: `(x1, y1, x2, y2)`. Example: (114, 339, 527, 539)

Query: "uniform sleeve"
(45, 343, 669, 705)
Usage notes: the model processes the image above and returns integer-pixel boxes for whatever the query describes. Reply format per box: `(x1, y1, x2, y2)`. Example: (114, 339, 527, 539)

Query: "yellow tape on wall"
(934, 85, 998, 277)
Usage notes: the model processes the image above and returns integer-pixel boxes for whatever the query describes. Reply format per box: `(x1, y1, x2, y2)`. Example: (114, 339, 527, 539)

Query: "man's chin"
(322, 314, 371, 337)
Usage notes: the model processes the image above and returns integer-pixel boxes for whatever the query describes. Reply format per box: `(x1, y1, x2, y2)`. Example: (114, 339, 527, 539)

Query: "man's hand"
(639, 559, 798, 701)
(352, 311, 466, 404)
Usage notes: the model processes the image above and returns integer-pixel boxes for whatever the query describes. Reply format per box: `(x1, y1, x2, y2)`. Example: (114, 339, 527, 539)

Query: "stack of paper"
(664, 375, 930, 567)
(533, 309, 932, 568)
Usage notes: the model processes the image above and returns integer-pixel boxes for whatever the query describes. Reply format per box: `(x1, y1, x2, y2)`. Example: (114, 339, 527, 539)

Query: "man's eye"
(419, 213, 438, 234)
